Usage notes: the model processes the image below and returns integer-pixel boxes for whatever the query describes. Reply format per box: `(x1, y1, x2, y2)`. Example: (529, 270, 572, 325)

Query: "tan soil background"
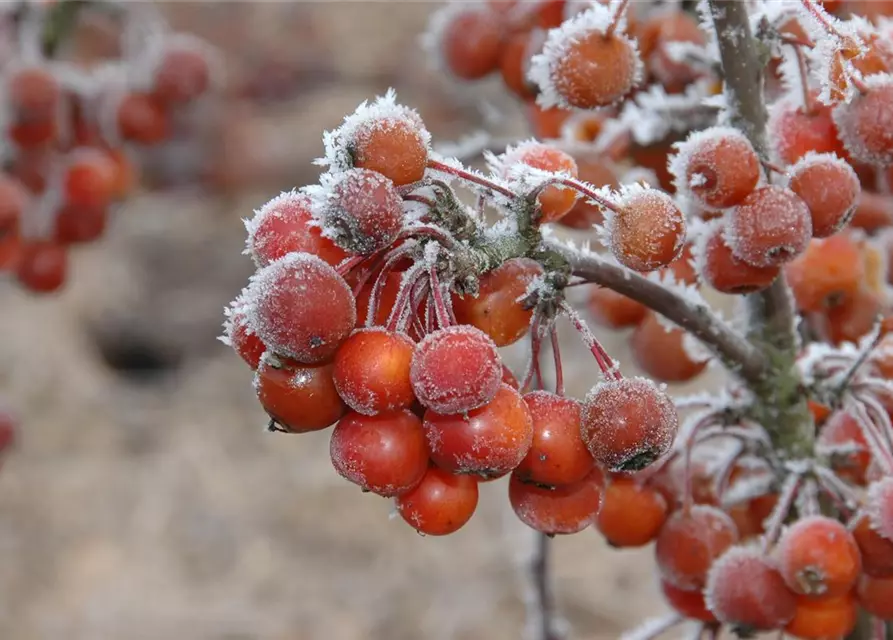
(0, 4, 729, 639)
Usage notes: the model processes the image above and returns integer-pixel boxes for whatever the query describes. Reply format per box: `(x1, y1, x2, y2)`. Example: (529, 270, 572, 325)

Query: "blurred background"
(0, 3, 725, 639)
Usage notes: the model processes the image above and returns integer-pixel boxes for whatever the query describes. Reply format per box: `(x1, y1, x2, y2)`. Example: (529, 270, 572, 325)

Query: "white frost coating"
(867, 477, 893, 540)
(724, 186, 812, 268)
(410, 325, 502, 415)
(527, 0, 643, 110)
(317, 88, 431, 174)
(613, 80, 718, 147)
(668, 125, 756, 210)
(242, 188, 310, 265)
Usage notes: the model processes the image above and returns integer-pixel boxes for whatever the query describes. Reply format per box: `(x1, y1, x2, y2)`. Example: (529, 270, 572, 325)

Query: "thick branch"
(549, 241, 768, 384)
(708, 0, 812, 459)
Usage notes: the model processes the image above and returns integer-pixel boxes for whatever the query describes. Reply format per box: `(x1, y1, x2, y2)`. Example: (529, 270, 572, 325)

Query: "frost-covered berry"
(833, 76, 893, 166)
(528, 3, 642, 109)
(255, 358, 346, 433)
(655, 505, 739, 591)
(726, 186, 813, 268)
(396, 465, 479, 536)
(787, 153, 860, 238)
(500, 141, 579, 223)
(324, 90, 431, 186)
(246, 252, 356, 363)
(768, 94, 846, 165)
(434, 6, 504, 80)
(410, 325, 502, 415)
(705, 546, 797, 633)
(580, 377, 678, 472)
(423, 383, 533, 478)
(699, 224, 780, 294)
(776, 515, 862, 597)
(508, 468, 603, 535)
(852, 512, 893, 577)
(222, 300, 266, 369)
(661, 580, 716, 623)
(314, 168, 404, 255)
(333, 328, 415, 416)
(329, 409, 428, 497)
(868, 477, 893, 543)
(246, 190, 348, 268)
(669, 127, 760, 210)
(115, 92, 171, 145)
(609, 187, 685, 272)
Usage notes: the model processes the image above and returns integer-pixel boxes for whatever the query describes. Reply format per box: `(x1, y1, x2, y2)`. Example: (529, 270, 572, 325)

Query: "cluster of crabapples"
(221, 90, 686, 539)
(0, 8, 217, 294)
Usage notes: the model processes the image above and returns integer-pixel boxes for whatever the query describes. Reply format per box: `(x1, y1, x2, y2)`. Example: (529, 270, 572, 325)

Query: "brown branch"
(548, 241, 768, 384)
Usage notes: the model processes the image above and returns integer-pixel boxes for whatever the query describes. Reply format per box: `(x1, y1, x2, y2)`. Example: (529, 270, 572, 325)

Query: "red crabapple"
(255, 358, 346, 433)
(700, 225, 780, 294)
(423, 383, 533, 478)
(853, 512, 893, 577)
(785, 235, 864, 313)
(54, 204, 107, 244)
(500, 142, 579, 223)
(150, 37, 213, 104)
(531, 10, 641, 109)
(62, 148, 118, 210)
(833, 77, 893, 165)
(452, 258, 543, 347)
(224, 305, 266, 370)
(587, 286, 646, 329)
(817, 410, 872, 485)
(610, 188, 685, 272)
(116, 93, 171, 145)
(868, 477, 893, 542)
(787, 153, 860, 238)
(329, 409, 428, 497)
(508, 468, 603, 535)
(0, 174, 28, 232)
(396, 465, 479, 535)
(344, 105, 430, 186)
(661, 580, 716, 623)
(333, 328, 415, 416)
(499, 31, 539, 100)
(318, 168, 404, 255)
(630, 312, 708, 383)
(438, 7, 504, 80)
(776, 515, 862, 597)
(16, 241, 67, 293)
(705, 546, 797, 633)
(857, 573, 893, 619)
(515, 391, 594, 487)
(655, 505, 739, 591)
(596, 476, 668, 547)
(726, 186, 812, 268)
(670, 127, 760, 210)
(784, 593, 858, 640)
(410, 325, 502, 415)
(6, 65, 59, 119)
(581, 377, 679, 472)
(246, 252, 356, 364)
(246, 190, 348, 268)
(768, 96, 846, 165)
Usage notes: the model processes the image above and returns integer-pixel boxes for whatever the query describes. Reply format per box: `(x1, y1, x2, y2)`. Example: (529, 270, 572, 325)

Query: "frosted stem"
(525, 533, 564, 640)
